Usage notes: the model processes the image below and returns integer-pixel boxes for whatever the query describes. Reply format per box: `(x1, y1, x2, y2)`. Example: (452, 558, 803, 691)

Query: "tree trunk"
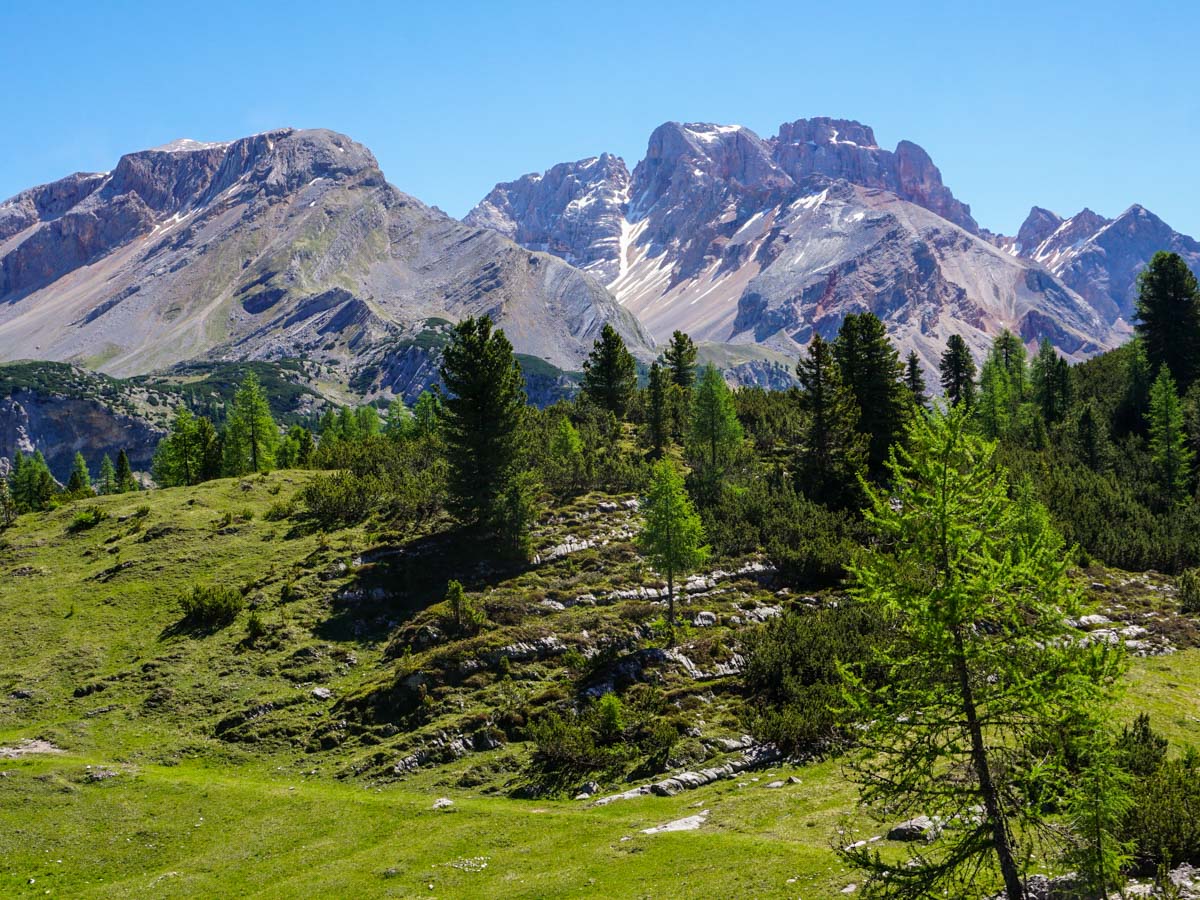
(952, 629, 1024, 900)
(667, 569, 675, 628)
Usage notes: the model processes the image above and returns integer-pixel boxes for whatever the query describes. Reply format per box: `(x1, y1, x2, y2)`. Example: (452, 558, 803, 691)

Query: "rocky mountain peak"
(775, 117, 878, 148)
(1014, 206, 1064, 253)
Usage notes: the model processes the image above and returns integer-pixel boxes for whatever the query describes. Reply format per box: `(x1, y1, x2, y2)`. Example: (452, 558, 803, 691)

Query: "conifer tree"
(65, 452, 93, 496)
(153, 406, 202, 487)
(795, 335, 867, 509)
(903, 351, 928, 410)
(662, 330, 698, 389)
(686, 364, 743, 489)
(637, 458, 708, 628)
(1031, 338, 1071, 424)
(223, 372, 279, 475)
(646, 362, 669, 458)
(0, 476, 15, 528)
(1148, 368, 1193, 503)
(115, 449, 138, 492)
(841, 408, 1126, 900)
(991, 329, 1028, 399)
(11, 451, 56, 510)
(940, 334, 977, 409)
(548, 416, 586, 496)
(1135, 250, 1200, 391)
(96, 454, 117, 495)
(196, 418, 223, 482)
(384, 398, 410, 436)
(1075, 400, 1109, 472)
(977, 354, 1013, 440)
(439, 315, 526, 527)
(832, 313, 909, 475)
(581, 323, 637, 419)
(410, 391, 441, 440)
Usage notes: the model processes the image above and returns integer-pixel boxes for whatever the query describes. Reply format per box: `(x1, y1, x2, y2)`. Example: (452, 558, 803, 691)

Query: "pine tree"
(1075, 400, 1109, 472)
(840, 408, 1126, 900)
(646, 362, 669, 458)
(153, 406, 203, 487)
(1031, 339, 1071, 423)
(1148, 368, 1193, 503)
(223, 372, 279, 475)
(795, 335, 867, 509)
(940, 334, 977, 409)
(439, 315, 527, 527)
(991, 329, 1028, 399)
(96, 454, 117, 495)
(637, 458, 708, 628)
(686, 364, 744, 488)
(1135, 250, 1200, 391)
(384, 398, 410, 436)
(115, 449, 138, 492)
(196, 418, 223, 481)
(832, 313, 909, 476)
(903, 351, 928, 410)
(65, 452, 93, 496)
(662, 330, 698, 389)
(11, 451, 56, 510)
(581, 323, 638, 419)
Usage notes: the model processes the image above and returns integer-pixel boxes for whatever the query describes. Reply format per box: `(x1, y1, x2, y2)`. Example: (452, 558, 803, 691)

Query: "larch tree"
(153, 406, 203, 487)
(940, 334, 977, 409)
(96, 454, 117, 495)
(438, 315, 527, 528)
(223, 372, 279, 475)
(581, 323, 637, 419)
(65, 452, 93, 496)
(840, 407, 1126, 900)
(686, 364, 744, 491)
(637, 458, 708, 629)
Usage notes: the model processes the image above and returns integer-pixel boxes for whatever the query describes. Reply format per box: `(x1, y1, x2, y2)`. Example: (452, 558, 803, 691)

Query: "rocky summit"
(468, 116, 1200, 374)
(0, 129, 651, 400)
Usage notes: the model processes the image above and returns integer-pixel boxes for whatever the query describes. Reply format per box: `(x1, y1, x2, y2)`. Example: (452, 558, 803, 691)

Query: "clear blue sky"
(3, 0, 1198, 236)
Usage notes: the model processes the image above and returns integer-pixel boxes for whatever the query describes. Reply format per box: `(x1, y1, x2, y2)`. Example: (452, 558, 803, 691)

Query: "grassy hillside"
(1, 476, 1198, 897)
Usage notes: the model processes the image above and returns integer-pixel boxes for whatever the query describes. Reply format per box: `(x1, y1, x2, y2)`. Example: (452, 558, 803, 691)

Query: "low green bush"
(67, 507, 107, 533)
(179, 584, 244, 627)
(1178, 568, 1200, 614)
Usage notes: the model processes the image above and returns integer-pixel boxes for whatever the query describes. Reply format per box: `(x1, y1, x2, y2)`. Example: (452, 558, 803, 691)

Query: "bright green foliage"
(439, 316, 526, 527)
(1031, 338, 1071, 423)
(646, 362, 669, 457)
(581, 323, 638, 419)
(548, 416, 586, 496)
(1063, 730, 1133, 897)
(991, 329, 1028, 397)
(65, 452, 93, 496)
(223, 372, 279, 475)
(903, 351, 927, 410)
(939, 334, 977, 409)
(96, 454, 117, 495)
(115, 449, 138, 492)
(1148, 368, 1193, 503)
(840, 408, 1125, 900)
(662, 330, 698, 389)
(178, 584, 244, 627)
(832, 313, 909, 475)
(443, 579, 485, 636)
(637, 459, 708, 626)
(594, 692, 625, 743)
(686, 364, 744, 488)
(10, 451, 56, 511)
(276, 425, 314, 469)
(1073, 399, 1110, 472)
(0, 477, 15, 527)
(195, 418, 223, 481)
(409, 391, 441, 440)
(1123, 748, 1200, 871)
(976, 353, 1013, 439)
(384, 398, 410, 436)
(1135, 250, 1200, 391)
(153, 406, 205, 487)
(795, 335, 867, 510)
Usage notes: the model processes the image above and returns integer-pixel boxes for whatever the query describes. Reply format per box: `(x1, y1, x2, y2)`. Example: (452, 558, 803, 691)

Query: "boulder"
(886, 815, 940, 842)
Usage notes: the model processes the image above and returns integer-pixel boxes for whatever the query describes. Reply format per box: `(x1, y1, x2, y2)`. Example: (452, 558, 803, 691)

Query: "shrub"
(179, 584, 244, 627)
(1123, 748, 1200, 871)
(1116, 713, 1169, 777)
(67, 507, 107, 533)
(245, 611, 267, 644)
(1178, 568, 1200, 614)
(263, 499, 295, 521)
(594, 692, 625, 743)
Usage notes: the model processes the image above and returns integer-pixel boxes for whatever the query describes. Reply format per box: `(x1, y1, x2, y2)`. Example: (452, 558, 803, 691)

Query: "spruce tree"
(1075, 400, 1109, 472)
(841, 408, 1126, 900)
(115, 449, 137, 492)
(581, 323, 638, 419)
(1135, 250, 1200, 391)
(1148, 368, 1193, 503)
(223, 372, 279, 475)
(12, 451, 56, 510)
(65, 452, 93, 496)
(940, 334, 977, 409)
(637, 458, 708, 628)
(903, 351, 928, 410)
(1031, 338, 1071, 423)
(662, 330, 698, 389)
(97, 454, 117, 495)
(686, 364, 744, 488)
(832, 313, 909, 476)
(795, 335, 867, 509)
(646, 362, 669, 458)
(439, 315, 526, 527)
(196, 418, 223, 482)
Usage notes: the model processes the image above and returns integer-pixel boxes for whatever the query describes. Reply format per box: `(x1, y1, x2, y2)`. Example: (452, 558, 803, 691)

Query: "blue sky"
(3, 0, 1198, 236)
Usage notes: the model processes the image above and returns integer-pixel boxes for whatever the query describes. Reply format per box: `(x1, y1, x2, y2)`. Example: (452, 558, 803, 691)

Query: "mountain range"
(2, 118, 1197, 406)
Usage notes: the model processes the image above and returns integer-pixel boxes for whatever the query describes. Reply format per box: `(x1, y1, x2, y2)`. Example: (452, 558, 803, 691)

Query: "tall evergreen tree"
(662, 330, 698, 389)
(991, 329, 1028, 399)
(547, 416, 586, 496)
(795, 335, 867, 509)
(196, 418, 223, 482)
(0, 476, 15, 528)
(637, 458, 708, 628)
(1135, 250, 1200, 391)
(11, 451, 55, 511)
(65, 452, 93, 496)
(115, 449, 138, 492)
(1031, 339, 1071, 424)
(976, 354, 1013, 440)
(841, 408, 1126, 900)
(1148, 368, 1193, 503)
(438, 315, 527, 527)
(223, 372, 279, 475)
(686, 364, 744, 486)
(581, 323, 637, 419)
(646, 361, 669, 458)
(832, 313, 909, 475)
(903, 351, 928, 410)
(96, 454, 117, 496)
(1074, 400, 1109, 473)
(940, 334, 977, 409)
(153, 406, 203, 487)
